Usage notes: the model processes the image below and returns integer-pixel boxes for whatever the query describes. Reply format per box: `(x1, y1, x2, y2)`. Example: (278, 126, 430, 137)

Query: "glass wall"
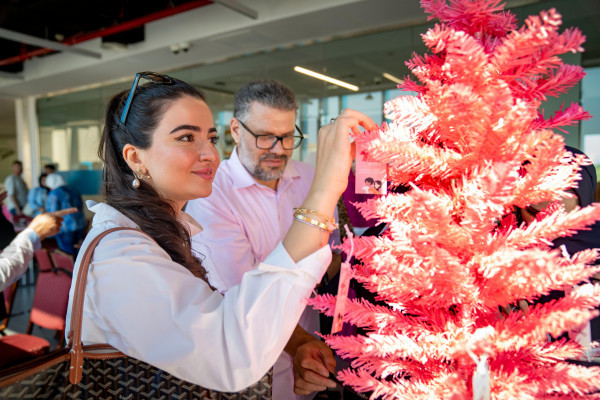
(34, 8, 598, 197)
(34, 23, 428, 192)
(582, 66, 600, 180)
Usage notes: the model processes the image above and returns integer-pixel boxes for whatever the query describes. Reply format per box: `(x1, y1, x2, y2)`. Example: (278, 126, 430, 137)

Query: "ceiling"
(0, 0, 599, 134)
(0, 0, 216, 74)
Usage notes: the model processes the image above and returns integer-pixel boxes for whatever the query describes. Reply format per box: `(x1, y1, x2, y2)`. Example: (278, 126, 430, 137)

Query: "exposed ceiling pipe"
(212, 0, 258, 19)
(0, 0, 213, 68)
(0, 27, 102, 59)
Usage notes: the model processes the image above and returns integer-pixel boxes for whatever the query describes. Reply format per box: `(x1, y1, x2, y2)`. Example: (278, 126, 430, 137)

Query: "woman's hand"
(306, 109, 378, 216)
(283, 109, 377, 262)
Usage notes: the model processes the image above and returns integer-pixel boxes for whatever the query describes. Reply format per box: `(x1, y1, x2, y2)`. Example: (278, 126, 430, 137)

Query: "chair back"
(49, 249, 75, 274)
(34, 248, 54, 272)
(0, 281, 20, 333)
(29, 269, 72, 332)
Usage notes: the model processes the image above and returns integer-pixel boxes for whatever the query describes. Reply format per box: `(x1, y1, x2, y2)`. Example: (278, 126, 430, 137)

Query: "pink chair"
(0, 280, 51, 368)
(0, 334, 50, 368)
(27, 264, 72, 349)
(0, 282, 20, 334)
(34, 248, 54, 272)
(49, 249, 75, 274)
(1, 204, 13, 224)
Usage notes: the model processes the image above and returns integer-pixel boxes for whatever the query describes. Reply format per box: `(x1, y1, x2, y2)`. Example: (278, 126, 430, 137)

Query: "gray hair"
(233, 80, 298, 120)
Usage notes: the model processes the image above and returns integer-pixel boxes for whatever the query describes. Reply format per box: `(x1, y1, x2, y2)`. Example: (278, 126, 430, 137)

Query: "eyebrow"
(252, 127, 295, 136)
(169, 125, 217, 134)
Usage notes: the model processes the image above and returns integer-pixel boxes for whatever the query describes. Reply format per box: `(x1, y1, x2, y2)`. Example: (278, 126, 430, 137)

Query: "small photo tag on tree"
(472, 355, 490, 400)
(355, 141, 387, 195)
(331, 260, 352, 334)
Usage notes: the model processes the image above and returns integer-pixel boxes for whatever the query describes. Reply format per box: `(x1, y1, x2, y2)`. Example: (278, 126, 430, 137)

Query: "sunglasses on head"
(120, 71, 173, 125)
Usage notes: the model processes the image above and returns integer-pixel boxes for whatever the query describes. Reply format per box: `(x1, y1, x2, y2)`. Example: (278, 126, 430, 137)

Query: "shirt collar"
(227, 146, 302, 191)
(87, 200, 203, 236)
(179, 210, 203, 236)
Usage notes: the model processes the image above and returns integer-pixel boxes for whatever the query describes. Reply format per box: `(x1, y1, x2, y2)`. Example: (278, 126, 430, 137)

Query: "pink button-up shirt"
(187, 149, 319, 291)
(186, 148, 339, 400)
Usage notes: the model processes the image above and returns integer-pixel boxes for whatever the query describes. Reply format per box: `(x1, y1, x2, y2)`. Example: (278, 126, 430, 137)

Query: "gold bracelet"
(293, 214, 333, 233)
(293, 208, 338, 229)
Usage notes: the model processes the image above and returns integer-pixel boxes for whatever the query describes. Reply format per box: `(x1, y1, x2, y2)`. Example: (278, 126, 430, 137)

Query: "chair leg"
(57, 330, 65, 348)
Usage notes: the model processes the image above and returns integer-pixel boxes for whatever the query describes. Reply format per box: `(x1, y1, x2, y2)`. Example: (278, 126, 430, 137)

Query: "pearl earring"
(132, 169, 150, 189)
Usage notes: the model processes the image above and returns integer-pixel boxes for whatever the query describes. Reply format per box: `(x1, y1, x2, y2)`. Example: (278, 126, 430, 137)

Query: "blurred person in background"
(27, 173, 49, 217)
(3, 160, 29, 217)
(1, 190, 76, 292)
(45, 172, 87, 255)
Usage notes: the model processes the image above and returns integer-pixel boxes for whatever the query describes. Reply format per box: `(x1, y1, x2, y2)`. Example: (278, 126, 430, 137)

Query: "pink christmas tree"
(310, 0, 600, 398)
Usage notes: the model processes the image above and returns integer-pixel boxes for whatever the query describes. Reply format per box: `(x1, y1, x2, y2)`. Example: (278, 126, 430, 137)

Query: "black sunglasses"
(120, 71, 173, 125)
(236, 118, 304, 150)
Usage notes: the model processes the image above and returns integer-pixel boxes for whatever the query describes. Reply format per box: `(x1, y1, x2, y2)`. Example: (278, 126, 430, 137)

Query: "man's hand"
(284, 325, 337, 395)
(28, 207, 78, 240)
(292, 339, 337, 395)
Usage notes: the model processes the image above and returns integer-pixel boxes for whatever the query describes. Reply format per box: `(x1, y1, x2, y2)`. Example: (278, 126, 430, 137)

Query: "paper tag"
(355, 140, 387, 195)
(331, 260, 351, 334)
(566, 283, 593, 351)
(472, 355, 490, 400)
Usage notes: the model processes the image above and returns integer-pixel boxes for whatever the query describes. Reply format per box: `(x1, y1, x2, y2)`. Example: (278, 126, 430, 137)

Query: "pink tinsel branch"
(532, 103, 591, 132)
(325, 1, 599, 398)
(506, 203, 600, 248)
(421, 0, 516, 40)
(496, 284, 600, 347)
(338, 366, 469, 400)
(476, 247, 600, 308)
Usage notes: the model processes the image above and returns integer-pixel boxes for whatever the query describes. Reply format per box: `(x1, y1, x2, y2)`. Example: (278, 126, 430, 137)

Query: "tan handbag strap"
(68, 226, 147, 384)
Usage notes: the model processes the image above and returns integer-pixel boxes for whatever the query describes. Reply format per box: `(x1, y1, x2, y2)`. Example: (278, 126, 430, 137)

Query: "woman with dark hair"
(65, 72, 376, 393)
(373, 180, 382, 193)
(27, 173, 49, 217)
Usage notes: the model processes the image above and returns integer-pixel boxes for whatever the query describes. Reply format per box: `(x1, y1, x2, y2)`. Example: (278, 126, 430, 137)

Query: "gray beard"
(237, 143, 289, 182)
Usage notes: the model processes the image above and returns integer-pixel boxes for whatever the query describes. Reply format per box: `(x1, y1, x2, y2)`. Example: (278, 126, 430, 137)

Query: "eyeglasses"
(120, 71, 173, 125)
(524, 205, 543, 217)
(236, 119, 304, 150)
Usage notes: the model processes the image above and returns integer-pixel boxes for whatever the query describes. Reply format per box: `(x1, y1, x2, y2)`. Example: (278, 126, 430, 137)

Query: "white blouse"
(65, 201, 331, 392)
(0, 228, 39, 292)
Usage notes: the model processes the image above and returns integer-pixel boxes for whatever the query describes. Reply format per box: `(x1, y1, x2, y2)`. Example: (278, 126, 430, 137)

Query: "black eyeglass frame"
(120, 71, 173, 125)
(236, 118, 304, 150)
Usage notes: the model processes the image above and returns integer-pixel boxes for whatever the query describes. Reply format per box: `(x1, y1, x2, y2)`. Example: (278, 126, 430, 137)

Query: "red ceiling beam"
(0, 0, 213, 67)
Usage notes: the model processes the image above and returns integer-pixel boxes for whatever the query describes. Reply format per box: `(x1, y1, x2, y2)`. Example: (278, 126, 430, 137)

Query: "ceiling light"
(382, 72, 403, 85)
(170, 42, 191, 55)
(294, 66, 359, 91)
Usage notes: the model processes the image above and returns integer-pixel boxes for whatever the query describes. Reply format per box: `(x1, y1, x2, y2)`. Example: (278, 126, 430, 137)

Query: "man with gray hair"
(186, 80, 339, 399)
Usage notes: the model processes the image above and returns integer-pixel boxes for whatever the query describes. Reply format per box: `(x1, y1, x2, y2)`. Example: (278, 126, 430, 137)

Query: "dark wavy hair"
(98, 73, 210, 282)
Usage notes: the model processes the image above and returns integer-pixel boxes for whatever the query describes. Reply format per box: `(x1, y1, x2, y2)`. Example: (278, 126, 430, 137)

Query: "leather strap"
(67, 226, 144, 384)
